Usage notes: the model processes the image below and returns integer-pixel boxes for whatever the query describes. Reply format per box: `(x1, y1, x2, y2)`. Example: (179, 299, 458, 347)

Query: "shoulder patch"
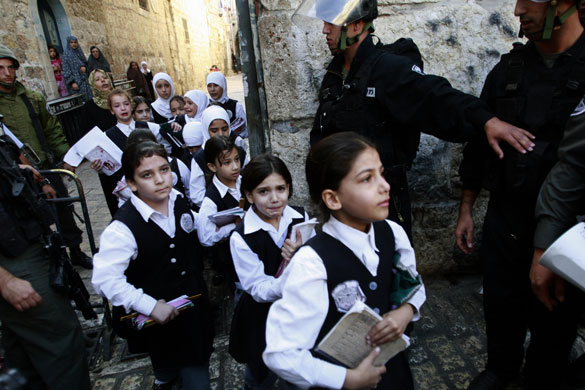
(571, 97, 585, 117)
(411, 65, 425, 75)
(366, 87, 376, 98)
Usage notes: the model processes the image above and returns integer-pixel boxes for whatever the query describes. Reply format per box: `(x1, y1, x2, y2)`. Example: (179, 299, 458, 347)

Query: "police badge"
(331, 280, 366, 313)
(180, 213, 194, 233)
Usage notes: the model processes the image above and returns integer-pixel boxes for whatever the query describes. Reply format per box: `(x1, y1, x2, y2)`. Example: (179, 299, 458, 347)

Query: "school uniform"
(152, 106, 172, 124)
(229, 206, 308, 385)
(99, 120, 171, 216)
(263, 216, 426, 390)
(189, 145, 248, 208)
(92, 190, 214, 371)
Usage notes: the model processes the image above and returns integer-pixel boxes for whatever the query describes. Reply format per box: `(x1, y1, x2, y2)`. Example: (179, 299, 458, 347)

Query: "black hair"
(170, 95, 185, 106)
(126, 128, 156, 147)
(132, 96, 150, 113)
(241, 153, 293, 199)
(47, 45, 60, 59)
(305, 132, 377, 220)
(204, 135, 236, 166)
(122, 140, 168, 182)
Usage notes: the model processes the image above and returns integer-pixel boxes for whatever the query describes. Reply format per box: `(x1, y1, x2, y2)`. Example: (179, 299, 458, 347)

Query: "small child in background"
(132, 96, 153, 122)
(170, 95, 185, 119)
(48, 45, 68, 97)
(197, 135, 243, 289)
(92, 140, 214, 390)
(183, 122, 204, 154)
(229, 154, 311, 390)
(207, 72, 248, 138)
(263, 132, 425, 390)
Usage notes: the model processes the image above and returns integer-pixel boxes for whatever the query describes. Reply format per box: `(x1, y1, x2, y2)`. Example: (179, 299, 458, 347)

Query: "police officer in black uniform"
(294, 0, 536, 239)
(456, 1, 585, 388)
(0, 127, 90, 389)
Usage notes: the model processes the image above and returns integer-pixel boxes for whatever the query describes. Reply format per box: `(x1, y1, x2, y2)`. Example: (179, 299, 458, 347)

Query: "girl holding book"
(229, 154, 312, 390)
(263, 132, 426, 390)
(92, 140, 213, 390)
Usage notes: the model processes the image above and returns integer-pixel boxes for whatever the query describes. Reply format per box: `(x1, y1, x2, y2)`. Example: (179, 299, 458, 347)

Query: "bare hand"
(367, 304, 413, 347)
(0, 275, 42, 312)
(455, 210, 474, 254)
(281, 230, 303, 261)
(89, 159, 103, 172)
(18, 164, 43, 182)
(170, 122, 182, 132)
(150, 300, 179, 324)
(71, 82, 80, 91)
(343, 348, 386, 389)
(530, 248, 564, 311)
(42, 184, 57, 199)
(484, 117, 535, 159)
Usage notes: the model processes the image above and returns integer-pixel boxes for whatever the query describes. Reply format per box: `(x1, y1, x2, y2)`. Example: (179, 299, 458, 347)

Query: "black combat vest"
(487, 37, 585, 204)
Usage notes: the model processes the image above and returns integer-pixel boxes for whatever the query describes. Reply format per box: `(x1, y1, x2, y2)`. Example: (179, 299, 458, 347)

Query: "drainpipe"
(236, 0, 271, 156)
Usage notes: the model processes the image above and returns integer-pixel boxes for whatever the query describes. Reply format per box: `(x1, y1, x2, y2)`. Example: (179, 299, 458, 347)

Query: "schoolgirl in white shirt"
(92, 140, 213, 390)
(90, 88, 171, 216)
(151, 72, 175, 124)
(189, 106, 248, 208)
(263, 132, 426, 390)
(207, 71, 248, 138)
(229, 154, 311, 390)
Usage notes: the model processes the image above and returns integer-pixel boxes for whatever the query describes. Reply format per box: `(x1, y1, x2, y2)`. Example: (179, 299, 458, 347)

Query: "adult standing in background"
(87, 45, 112, 79)
(79, 69, 116, 133)
(141, 61, 155, 101)
(127, 61, 152, 101)
(61, 35, 92, 101)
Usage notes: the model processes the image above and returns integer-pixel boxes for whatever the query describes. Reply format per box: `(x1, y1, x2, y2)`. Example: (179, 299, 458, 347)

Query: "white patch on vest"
(171, 171, 178, 187)
(366, 87, 376, 98)
(226, 109, 234, 119)
(411, 65, 425, 75)
(180, 213, 194, 233)
(571, 97, 585, 117)
(331, 280, 366, 313)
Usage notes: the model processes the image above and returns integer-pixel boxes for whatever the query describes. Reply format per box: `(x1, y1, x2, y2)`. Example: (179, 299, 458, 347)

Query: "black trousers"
(44, 172, 83, 247)
(481, 203, 585, 389)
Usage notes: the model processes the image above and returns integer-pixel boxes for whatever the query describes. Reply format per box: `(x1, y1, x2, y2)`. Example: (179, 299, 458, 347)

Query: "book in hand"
(314, 301, 410, 368)
(540, 222, 585, 292)
(120, 294, 201, 331)
(85, 146, 122, 176)
(274, 218, 319, 278)
(208, 207, 245, 227)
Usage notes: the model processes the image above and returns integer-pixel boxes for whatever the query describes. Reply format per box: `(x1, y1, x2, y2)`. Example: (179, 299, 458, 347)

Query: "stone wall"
(0, 0, 236, 99)
(257, 0, 521, 273)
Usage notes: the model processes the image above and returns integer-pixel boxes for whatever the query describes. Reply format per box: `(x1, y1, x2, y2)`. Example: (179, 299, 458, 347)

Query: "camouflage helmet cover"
(0, 44, 20, 69)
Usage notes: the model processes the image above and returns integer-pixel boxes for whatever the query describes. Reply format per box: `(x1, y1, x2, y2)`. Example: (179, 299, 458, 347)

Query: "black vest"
(205, 180, 240, 211)
(228, 206, 305, 380)
(487, 36, 585, 211)
(307, 221, 414, 389)
(169, 157, 186, 197)
(110, 195, 213, 367)
(212, 99, 238, 123)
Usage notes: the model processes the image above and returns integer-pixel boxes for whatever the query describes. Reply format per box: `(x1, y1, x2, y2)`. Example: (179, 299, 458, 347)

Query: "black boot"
(69, 246, 93, 269)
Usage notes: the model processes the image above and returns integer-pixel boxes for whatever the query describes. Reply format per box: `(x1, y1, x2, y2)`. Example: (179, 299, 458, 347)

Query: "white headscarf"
(182, 121, 205, 147)
(206, 71, 228, 104)
(184, 90, 209, 122)
(140, 61, 150, 74)
(151, 72, 175, 120)
(201, 106, 231, 147)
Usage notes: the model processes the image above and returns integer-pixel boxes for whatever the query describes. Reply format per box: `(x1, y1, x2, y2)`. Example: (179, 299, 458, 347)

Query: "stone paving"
(58, 75, 584, 389)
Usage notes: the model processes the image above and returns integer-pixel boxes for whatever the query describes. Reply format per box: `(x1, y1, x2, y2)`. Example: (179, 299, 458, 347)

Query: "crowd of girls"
(81, 64, 424, 390)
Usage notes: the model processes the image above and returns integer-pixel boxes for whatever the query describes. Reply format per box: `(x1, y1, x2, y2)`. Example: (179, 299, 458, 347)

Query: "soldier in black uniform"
(294, 0, 536, 238)
(0, 127, 90, 389)
(456, 1, 585, 388)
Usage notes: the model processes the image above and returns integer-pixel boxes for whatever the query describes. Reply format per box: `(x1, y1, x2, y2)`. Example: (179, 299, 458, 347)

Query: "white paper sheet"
(63, 127, 123, 175)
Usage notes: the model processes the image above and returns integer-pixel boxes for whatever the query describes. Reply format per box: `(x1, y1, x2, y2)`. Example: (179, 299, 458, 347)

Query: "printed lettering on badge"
(571, 97, 585, 117)
(331, 280, 366, 313)
(411, 65, 425, 75)
(366, 87, 376, 98)
(180, 213, 194, 233)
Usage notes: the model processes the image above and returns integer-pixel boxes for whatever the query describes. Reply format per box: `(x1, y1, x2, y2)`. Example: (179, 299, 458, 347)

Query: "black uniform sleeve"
(375, 53, 494, 143)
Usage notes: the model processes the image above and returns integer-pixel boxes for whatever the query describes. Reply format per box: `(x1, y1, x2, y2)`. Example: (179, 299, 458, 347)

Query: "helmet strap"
(543, 1, 578, 40)
(339, 21, 374, 50)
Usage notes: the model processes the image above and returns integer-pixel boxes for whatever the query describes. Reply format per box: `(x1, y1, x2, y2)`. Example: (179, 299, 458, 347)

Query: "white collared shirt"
(116, 119, 172, 154)
(230, 206, 310, 303)
(197, 174, 241, 246)
(92, 190, 197, 315)
(263, 216, 426, 389)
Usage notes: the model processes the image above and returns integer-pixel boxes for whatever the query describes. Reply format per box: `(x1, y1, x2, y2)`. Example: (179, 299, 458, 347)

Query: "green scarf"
(89, 69, 113, 110)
